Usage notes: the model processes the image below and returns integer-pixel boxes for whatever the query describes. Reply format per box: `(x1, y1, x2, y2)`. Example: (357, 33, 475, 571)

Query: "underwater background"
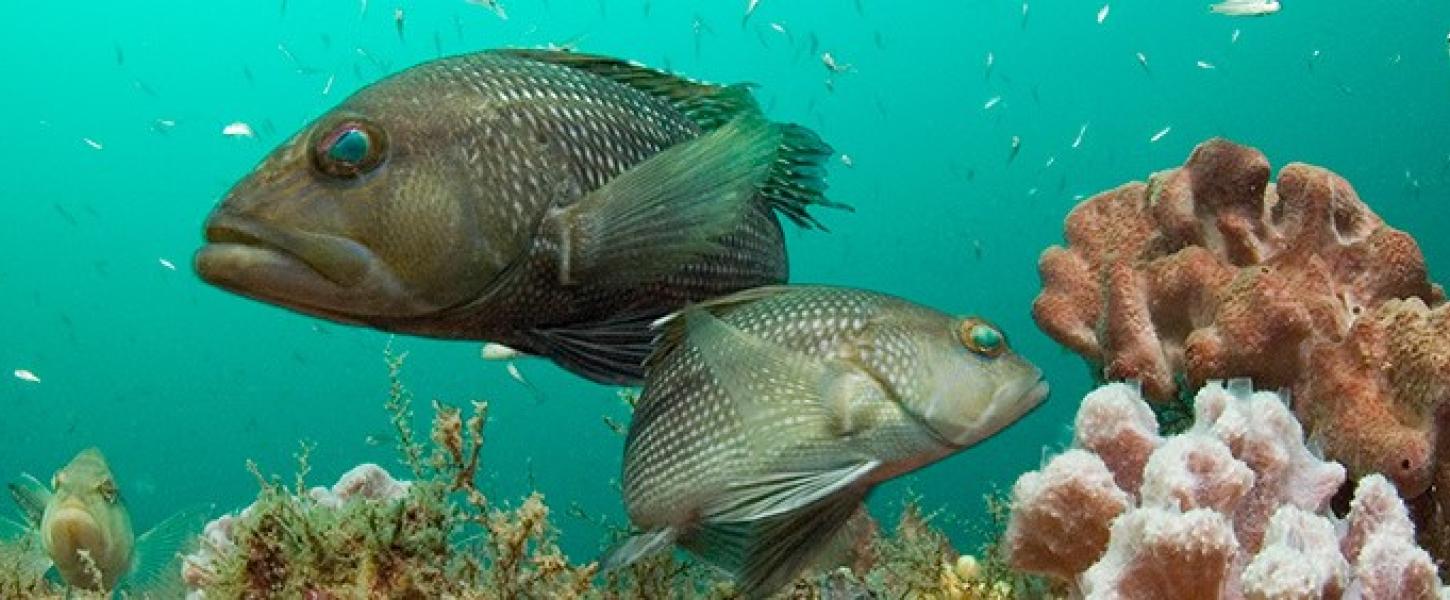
(3, 0, 1449, 564)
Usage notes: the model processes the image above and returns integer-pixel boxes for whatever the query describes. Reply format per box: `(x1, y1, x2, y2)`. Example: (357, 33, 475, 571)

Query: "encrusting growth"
(1004, 381, 1448, 598)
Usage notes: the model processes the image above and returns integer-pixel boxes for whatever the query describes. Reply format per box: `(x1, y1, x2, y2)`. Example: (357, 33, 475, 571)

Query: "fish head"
(41, 449, 134, 589)
(893, 316, 1047, 449)
(196, 68, 540, 330)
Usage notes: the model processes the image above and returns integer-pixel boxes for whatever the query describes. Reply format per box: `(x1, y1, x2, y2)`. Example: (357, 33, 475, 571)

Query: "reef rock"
(1031, 138, 1449, 529)
(180, 463, 411, 599)
(1004, 382, 1447, 599)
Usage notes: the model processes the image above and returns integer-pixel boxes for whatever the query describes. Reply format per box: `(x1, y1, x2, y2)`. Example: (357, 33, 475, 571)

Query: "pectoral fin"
(124, 505, 211, 594)
(550, 111, 781, 287)
(682, 306, 882, 452)
(690, 487, 870, 599)
(599, 526, 680, 572)
(702, 461, 878, 523)
(7, 474, 51, 526)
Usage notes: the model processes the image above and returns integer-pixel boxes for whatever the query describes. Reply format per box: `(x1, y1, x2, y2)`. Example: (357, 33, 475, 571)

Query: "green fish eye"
(313, 119, 386, 178)
(959, 318, 1006, 357)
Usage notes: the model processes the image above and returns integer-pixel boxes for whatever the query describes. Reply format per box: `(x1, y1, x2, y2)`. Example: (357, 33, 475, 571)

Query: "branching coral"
(1031, 138, 1450, 561)
(1004, 381, 1447, 598)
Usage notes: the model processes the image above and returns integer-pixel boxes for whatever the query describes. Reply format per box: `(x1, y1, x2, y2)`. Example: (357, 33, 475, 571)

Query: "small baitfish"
(7, 448, 199, 592)
(605, 286, 1048, 597)
(194, 49, 839, 385)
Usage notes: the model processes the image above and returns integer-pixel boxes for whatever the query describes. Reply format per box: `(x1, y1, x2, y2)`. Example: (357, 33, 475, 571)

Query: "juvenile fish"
(605, 286, 1047, 597)
(8, 449, 200, 592)
(194, 50, 840, 385)
(1210, 0, 1280, 16)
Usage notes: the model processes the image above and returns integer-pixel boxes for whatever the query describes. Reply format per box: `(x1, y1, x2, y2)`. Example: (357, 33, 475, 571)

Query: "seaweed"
(8, 344, 1063, 599)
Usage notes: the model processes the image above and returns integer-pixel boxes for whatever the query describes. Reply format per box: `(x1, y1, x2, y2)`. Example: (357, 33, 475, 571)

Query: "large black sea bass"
(194, 49, 838, 384)
(606, 286, 1048, 598)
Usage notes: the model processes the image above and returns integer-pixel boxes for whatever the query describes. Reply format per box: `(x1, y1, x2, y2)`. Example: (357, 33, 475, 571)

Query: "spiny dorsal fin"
(646, 285, 795, 370)
(501, 48, 845, 229)
(495, 48, 749, 128)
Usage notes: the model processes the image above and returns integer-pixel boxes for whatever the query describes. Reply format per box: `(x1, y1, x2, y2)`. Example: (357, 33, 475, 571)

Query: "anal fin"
(600, 526, 680, 572)
(689, 488, 870, 599)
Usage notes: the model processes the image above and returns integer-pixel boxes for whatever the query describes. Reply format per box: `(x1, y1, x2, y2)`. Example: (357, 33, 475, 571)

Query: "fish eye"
(312, 119, 387, 179)
(97, 478, 118, 503)
(958, 317, 1007, 357)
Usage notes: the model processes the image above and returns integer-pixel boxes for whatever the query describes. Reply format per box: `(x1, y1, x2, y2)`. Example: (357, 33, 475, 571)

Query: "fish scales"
(611, 286, 1046, 596)
(626, 288, 947, 525)
(196, 50, 837, 384)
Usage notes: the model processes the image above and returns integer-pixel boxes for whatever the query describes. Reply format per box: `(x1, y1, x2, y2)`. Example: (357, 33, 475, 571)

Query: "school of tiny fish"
(8, 2, 1447, 598)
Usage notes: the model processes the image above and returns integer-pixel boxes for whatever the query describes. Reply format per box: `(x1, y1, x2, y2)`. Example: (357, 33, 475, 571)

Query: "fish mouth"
(195, 214, 430, 320)
(939, 367, 1049, 448)
(992, 369, 1049, 417)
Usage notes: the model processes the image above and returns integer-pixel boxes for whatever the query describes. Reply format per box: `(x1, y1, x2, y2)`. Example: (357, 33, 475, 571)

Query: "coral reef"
(1031, 138, 1450, 557)
(1004, 381, 1448, 598)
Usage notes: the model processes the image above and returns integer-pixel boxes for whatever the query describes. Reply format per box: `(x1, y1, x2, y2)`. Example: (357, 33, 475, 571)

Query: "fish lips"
(195, 214, 431, 321)
(943, 368, 1049, 448)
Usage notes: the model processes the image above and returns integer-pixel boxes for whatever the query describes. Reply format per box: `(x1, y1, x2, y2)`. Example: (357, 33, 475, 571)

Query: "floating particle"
(1196, 60, 1217, 69)
(322, 74, 335, 95)
(769, 22, 786, 34)
(152, 118, 176, 134)
(1231, 28, 1241, 43)
(1150, 126, 1172, 143)
(158, 258, 176, 271)
(222, 122, 255, 138)
(744, 0, 760, 22)
(1072, 123, 1089, 149)
(13, 369, 40, 383)
(1210, 0, 1280, 16)
(394, 8, 405, 40)
(82, 138, 103, 150)
(983, 96, 1001, 110)
(1044, 156, 1056, 168)
(506, 362, 526, 385)
(481, 342, 523, 361)
(839, 154, 855, 168)
(1097, 4, 1109, 24)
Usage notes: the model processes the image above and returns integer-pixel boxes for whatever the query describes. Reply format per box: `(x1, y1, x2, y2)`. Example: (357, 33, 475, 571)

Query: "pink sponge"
(1004, 382, 1446, 598)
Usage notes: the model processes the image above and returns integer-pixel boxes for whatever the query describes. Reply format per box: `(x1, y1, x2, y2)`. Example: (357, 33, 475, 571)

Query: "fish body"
(10, 449, 133, 590)
(606, 286, 1047, 597)
(1210, 0, 1280, 16)
(7, 450, 203, 593)
(194, 50, 838, 384)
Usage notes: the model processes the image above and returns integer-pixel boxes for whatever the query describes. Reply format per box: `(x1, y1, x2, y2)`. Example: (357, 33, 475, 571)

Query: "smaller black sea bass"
(195, 50, 838, 384)
(606, 286, 1048, 598)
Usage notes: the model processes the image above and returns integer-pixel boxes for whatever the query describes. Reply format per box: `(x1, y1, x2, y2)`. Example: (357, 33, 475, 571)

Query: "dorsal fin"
(500, 49, 845, 229)
(495, 48, 751, 129)
(646, 286, 794, 370)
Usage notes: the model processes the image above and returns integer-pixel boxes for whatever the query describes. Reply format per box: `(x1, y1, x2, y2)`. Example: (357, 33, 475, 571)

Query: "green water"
(3, 0, 1448, 563)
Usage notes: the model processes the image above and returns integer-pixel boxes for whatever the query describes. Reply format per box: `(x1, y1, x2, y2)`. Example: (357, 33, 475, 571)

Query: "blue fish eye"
(960, 318, 1006, 356)
(327, 128, 371, 164)
(314, 120, 385, 178)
